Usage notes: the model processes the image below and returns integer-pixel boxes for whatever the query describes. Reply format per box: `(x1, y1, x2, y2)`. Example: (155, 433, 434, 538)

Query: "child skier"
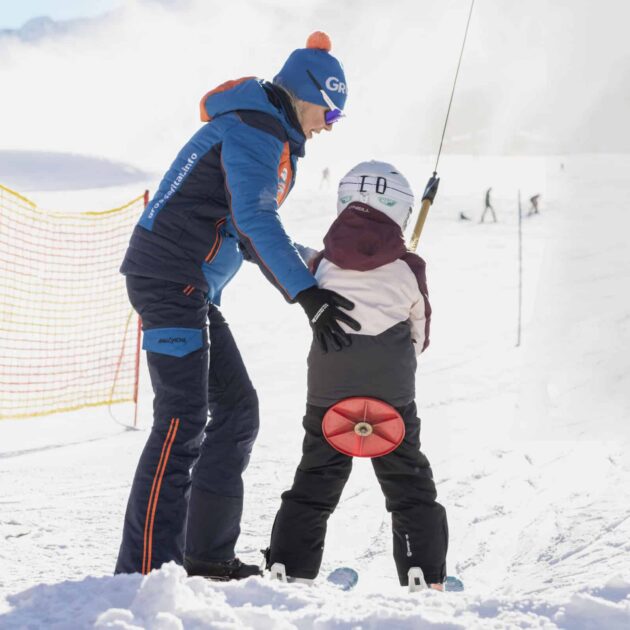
(266, 160, 448, 590)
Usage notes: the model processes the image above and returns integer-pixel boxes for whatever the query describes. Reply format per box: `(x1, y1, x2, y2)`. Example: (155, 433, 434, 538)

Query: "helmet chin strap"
(402, 208, 412, 232)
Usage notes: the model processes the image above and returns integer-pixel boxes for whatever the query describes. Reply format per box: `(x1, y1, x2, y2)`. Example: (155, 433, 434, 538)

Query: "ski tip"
(327, 567, 358, 591)
(444, 575, 464, 592)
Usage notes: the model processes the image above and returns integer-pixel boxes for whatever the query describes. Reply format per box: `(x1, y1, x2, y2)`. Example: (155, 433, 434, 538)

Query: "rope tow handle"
(409, 173, 440, 252)
(407, 0, 475, 252)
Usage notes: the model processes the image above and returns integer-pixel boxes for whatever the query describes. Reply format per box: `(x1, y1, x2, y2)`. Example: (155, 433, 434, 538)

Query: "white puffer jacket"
(310, 201, 431, 355)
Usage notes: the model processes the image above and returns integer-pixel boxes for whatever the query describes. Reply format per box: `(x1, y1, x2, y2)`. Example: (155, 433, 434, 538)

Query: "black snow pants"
(115, 275, 259, 574)
(268, 402, 448, 585)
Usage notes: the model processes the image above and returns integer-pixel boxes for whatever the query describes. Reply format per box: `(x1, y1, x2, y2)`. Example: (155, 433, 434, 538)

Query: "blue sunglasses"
(307, 70, 344, 125)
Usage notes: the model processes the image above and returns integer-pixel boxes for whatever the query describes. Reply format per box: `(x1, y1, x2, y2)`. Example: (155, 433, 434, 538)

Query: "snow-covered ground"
(1, 153, 629, 628)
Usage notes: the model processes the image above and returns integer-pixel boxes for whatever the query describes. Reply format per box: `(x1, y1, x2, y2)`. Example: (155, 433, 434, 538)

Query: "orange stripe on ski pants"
(142, 417, 180, 574)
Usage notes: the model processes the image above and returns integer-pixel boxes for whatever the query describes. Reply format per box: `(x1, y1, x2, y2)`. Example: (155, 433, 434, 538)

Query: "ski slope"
(1, 154, 629, 628)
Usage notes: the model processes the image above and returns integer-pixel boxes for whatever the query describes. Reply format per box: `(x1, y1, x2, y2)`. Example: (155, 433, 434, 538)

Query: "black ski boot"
(184, 557, 262, 581)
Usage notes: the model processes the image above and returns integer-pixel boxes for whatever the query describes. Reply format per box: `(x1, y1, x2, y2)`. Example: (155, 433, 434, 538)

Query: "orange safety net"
(0, 184, 143, 420)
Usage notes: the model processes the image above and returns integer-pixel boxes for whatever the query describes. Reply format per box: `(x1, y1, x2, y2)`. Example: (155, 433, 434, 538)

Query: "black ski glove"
(296, 286, 361, 352)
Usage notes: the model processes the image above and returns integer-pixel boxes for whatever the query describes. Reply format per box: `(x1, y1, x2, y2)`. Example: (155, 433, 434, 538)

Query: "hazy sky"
(0, 0, 122, 29)
(0, 0, 628, 168)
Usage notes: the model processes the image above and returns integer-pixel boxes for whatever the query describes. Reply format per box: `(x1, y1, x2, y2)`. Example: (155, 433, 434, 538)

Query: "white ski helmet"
(337, 160, 415, 229)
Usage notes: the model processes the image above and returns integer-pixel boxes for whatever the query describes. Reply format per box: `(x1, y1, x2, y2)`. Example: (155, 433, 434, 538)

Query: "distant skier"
(266, 161, 448, 591)
(480, 186, 497, 223)
(528, 193, 541, 216)
(320, 166, 331, 189)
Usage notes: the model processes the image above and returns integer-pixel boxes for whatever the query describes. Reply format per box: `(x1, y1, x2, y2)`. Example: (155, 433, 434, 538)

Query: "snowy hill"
(1, 153, 629, 628)
(0, 150, 151, 191)
(1, 0, 629, 626)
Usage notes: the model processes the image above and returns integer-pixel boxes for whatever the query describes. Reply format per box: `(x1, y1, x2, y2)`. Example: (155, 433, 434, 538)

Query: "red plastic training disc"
(322, 397, 405, 458)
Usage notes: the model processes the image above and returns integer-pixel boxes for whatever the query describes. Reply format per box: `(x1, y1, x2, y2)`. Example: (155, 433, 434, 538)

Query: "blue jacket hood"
(200, 77, 305, 155)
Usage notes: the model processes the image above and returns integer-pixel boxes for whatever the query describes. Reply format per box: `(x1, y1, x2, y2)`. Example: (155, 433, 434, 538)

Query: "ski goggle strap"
(306, 69, 344, 125)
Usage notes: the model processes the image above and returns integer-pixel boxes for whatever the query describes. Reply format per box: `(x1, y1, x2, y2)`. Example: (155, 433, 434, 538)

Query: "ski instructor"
(115, 32, 360, 580)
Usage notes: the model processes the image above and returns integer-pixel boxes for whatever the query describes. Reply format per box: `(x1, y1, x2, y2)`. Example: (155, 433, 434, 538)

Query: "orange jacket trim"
(199, 77, 256, 122)
(142, 417, 179, 574)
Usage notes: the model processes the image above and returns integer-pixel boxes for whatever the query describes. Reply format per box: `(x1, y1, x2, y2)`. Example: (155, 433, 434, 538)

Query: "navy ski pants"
(115, 275, 259, 574)
(268, 402, 448, 585)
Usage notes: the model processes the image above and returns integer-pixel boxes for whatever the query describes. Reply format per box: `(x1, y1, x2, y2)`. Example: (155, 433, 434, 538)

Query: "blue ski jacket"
(120, 78, 317, 304)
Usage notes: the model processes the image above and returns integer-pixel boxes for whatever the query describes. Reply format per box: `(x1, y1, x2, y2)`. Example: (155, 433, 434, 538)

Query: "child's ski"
(326, 567, 359, 591)
(445, 576, 465, 592)
(325, 568, 463, 593)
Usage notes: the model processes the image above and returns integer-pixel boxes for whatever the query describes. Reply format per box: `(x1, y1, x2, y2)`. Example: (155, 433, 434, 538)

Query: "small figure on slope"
(480, 186, 497, 223)
(320, 166, 331, 189)
(528, 193, 541, 216)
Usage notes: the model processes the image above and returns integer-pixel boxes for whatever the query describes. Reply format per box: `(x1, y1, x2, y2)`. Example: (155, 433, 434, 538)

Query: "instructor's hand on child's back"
(296, 285, 361, 352)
